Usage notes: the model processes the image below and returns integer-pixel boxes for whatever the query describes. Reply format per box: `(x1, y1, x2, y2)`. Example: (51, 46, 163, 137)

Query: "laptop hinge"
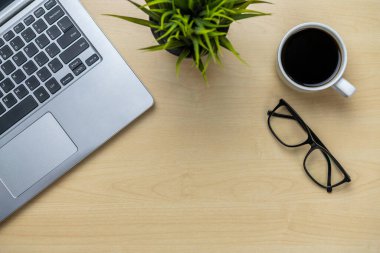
(0, 0, 34, 27)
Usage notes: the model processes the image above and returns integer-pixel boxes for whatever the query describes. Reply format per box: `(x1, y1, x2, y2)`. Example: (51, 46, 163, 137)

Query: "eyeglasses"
(267, 99, 351, 193)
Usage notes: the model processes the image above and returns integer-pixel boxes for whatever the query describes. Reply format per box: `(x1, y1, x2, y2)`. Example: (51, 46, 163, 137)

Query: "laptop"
(0, 0, 154, 222)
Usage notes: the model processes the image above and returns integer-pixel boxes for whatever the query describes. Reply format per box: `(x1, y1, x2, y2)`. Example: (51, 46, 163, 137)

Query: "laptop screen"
(0, 0, 16, 12)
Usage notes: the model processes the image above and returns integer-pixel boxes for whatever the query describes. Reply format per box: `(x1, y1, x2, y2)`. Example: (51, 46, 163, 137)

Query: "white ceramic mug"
(277, 22, 356, 97)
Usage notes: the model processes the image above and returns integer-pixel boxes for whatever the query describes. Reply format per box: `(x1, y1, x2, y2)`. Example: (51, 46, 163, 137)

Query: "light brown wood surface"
(1, 0, 380, 252)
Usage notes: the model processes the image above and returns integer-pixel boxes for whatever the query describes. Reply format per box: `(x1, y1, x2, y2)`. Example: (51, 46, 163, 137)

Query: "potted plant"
(107, 0, 270, 80)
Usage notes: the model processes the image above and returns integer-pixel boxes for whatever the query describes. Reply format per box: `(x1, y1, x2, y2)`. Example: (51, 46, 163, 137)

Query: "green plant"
(107, 0, 270, 80)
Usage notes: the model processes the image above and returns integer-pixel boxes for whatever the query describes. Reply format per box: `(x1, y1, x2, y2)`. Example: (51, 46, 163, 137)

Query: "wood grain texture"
(1, 0, 380, 252)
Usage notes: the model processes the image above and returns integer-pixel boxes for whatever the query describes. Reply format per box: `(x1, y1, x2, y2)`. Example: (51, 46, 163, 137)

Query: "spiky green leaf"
(107, 0, 271, 80)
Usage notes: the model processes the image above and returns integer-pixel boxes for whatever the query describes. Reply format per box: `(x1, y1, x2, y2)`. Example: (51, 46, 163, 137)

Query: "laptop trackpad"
(0, 113, 77, 198)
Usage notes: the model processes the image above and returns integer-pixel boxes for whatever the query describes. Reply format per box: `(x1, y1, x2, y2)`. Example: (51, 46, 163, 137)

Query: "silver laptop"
(0, 0, 154, 222)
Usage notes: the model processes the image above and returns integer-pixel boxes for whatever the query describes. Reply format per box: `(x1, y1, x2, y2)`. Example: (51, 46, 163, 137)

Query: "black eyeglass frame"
(267, 99, 351, 193)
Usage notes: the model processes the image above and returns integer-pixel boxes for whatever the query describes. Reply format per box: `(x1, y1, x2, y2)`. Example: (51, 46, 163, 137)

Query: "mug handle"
(333, 78, 356, 97)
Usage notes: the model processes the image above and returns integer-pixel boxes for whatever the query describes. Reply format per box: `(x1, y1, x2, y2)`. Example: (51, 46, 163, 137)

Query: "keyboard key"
(10, 36, 25, 51)
(85, 54, 99, 66)
(14, 84, 29, 99)
(57, 16, 73, 32)
(73, 63, 86, 76)
(44, 6, 64, 25)
(45, 0, 57, 10)
(35, 34, 50, 49)
(0, 72, 4, 81)
(34, 86, 50, 103)
(34, 51, 49, 66)
(25, 76, 40, 90)
(0, 90, 2, 98)
(0, 45, 14, 60)
(11, 69, 26, 84)
(57, 26, 81, 49)
(23, 60, 38, 75)
(33, 19, 48, 34)
(0, 103, 5, 115)
(1, 60, 16, 75)
(4, 30, 15, 41)
(24, 42, 38, 57)
(0, 78, 15, 93)
(14, 23, 25, 33)
(2, 93, 17, 108)
(59, 38, 89, 64)
(0, 95, 38, 135)
(69, 58, 82, 70)
(36, 67, 51, 82)
(13, 51, 27, 66)
(0, 38, 4, 48)
(35, 7, 45, 18)
(46, 25, 62, 40)
(21, 27, 36, 43)
(45, 78, 61, 94)
(24, 15, 35, 26)
(46, 42, 60, 57)
(48, 58, 63, 73)
(60, 73, 73, 86)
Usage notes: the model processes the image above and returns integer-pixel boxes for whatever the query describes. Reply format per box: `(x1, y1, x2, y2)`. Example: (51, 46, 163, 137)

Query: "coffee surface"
(281, 28, 341, 87)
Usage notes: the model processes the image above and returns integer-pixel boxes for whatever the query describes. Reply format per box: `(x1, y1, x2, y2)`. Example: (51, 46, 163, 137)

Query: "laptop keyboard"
(0, 0, 101, 136)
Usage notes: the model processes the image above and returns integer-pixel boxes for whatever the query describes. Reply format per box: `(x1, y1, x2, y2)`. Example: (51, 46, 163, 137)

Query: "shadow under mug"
(276, 22, 356, 97)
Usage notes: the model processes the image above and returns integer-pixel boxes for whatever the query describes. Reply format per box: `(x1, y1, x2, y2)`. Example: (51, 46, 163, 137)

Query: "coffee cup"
(277, 22, 356, 97)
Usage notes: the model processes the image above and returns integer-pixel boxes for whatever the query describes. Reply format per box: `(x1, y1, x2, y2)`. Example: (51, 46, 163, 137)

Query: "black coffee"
(281, 28, 341, 87)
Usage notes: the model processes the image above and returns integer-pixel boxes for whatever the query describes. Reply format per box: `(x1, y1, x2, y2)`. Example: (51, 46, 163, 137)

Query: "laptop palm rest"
(0, 113, 77, 198)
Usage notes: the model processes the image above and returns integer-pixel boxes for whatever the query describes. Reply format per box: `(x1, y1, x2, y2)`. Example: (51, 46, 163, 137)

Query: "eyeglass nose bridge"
(309, 141, 318, 148)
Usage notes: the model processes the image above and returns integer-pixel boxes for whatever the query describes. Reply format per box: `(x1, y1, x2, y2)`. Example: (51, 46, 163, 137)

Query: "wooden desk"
(1, 0, 380, 252)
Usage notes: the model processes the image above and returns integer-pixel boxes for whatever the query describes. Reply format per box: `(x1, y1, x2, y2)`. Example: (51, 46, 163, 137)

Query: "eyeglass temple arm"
(267, 111, 329, 150)
(267, 111, 294, 120)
